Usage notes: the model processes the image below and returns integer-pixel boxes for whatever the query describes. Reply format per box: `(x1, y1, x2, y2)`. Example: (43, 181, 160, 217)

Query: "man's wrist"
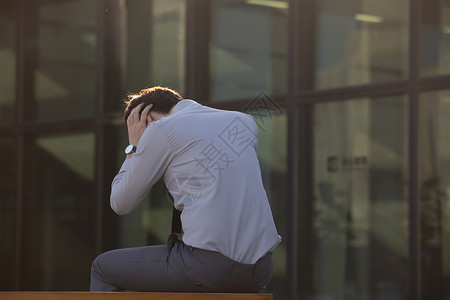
(124, 144, 137, 155)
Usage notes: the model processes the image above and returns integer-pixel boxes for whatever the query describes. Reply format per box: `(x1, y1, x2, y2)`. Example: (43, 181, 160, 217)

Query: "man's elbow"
(110, 194, 132, 215)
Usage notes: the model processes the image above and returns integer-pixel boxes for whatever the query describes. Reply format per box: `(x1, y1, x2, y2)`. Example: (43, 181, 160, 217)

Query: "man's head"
(123, 86, 183, 122)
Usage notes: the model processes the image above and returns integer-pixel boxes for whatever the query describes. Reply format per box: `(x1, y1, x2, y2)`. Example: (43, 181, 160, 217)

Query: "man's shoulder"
(154, 102, 256, 131)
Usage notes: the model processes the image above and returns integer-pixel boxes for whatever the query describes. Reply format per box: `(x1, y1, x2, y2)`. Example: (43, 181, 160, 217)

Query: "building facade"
(0, 0, 449, 299)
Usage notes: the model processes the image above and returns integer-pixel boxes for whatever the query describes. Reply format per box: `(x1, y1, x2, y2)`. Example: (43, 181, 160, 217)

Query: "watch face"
(125, 144, 136, 154)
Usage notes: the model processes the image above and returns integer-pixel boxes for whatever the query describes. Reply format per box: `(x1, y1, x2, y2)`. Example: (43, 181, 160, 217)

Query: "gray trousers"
(90, 234, 273, 292)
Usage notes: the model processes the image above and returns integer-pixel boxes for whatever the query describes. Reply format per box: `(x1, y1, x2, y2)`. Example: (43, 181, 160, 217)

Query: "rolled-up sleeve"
(110, 123, 173, 215)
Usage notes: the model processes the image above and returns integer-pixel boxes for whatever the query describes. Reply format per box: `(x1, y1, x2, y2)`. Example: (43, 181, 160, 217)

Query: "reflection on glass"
(252, 110, 287, 300)
(419, 90, 450, 300)
(0, 1, 16, 126)
(0, 137, 15, 290)
(243, 95, 287, 298)
(102, 124, 172, 251)
(20, 131, 95, 290)
(420, 0, 450, 76)
(104, 0, 185, 112)
(150, 0, 185, 92)
(210, 0, 288, 102)
(307, 97, 409, 299)
(302, 0, 408, 90)
(23, 0, 95, 121)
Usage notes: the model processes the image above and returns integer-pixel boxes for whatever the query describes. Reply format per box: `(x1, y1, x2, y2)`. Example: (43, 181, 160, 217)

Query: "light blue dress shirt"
(111, 99, 281, 264)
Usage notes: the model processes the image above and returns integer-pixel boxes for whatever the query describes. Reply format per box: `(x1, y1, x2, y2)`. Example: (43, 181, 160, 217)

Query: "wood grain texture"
(0, 292, 273, 300)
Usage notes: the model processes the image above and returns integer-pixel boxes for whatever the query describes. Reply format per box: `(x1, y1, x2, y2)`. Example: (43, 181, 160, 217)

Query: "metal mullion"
(409, 0, 421, 298)
(13, 0, 26, 290)
(287, 0, 298, 299)
(409, 84, 420, 300)
(209, 96, 289, 112)
(416, 74, 450, 92)
(94, 123, 105, 256)
(13, 134, 23, 291)
(14, 118, 96, 134)
(94, 0, 106, 256)
(184, 0, 193, 98)
(295, 80, 410, 104)
(184, 0, 210, 102)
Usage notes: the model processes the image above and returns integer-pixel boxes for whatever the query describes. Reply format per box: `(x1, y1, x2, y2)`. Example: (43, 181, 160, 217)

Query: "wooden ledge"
(0, 292, 273, 300)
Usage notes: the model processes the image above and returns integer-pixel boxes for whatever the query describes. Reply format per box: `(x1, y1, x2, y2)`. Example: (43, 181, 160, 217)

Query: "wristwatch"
(124, 144, 137, 154)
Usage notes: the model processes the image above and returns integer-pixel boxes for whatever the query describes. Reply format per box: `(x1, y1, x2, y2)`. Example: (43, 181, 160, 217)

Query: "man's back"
(153, 100, 280, 264)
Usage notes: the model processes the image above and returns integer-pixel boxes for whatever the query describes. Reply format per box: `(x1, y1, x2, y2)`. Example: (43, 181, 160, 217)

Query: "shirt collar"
(171, 99, 198, 115)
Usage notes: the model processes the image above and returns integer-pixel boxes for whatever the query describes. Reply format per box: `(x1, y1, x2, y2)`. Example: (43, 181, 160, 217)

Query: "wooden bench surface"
(0, 292, 273, 300)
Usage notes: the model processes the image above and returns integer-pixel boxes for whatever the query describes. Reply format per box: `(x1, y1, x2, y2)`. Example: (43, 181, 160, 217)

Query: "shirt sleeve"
(110, 123, 173, 215)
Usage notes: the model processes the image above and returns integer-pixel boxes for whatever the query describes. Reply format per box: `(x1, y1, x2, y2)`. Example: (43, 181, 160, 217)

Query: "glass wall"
(420, 0, 450, 76)
(304, 96, 409, 299)
(0, 1, 17, 286)
(104, 0, 185, 112)
(297, 0, 409, 90)
(245, 94, 287, 299)
(0, 0, 16, 126)
(23, 0, 96, 121)
(419, 90, 450, 300)
(209, 0, 288, 102)
(2, 0, 450, 299)
(0, 137, 15, 290)
(20, 130, 96, 290)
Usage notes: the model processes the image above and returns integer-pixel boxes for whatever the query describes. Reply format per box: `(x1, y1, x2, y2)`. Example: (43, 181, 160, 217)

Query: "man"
(90, 86, 281, 292)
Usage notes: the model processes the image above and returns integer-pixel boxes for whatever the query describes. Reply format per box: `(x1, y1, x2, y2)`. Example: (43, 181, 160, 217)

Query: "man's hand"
(127, 103, 153, 146)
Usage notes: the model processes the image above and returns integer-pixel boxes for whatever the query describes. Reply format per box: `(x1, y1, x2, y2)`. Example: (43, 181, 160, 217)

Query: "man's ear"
(146, 114, 153, 125)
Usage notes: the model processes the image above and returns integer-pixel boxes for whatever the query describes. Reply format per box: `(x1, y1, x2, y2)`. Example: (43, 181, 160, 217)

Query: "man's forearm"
(110, 123, 173, 215)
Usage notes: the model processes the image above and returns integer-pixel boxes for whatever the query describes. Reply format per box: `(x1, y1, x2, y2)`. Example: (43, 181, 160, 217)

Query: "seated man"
(90, 86, 281, 292)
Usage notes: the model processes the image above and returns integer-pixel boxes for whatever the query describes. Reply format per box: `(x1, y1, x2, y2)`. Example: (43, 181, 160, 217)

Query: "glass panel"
(304, 96, 409, 299)
(209, 0, 288, 102)
(256, 115, 288, 299)
(20, 131, 96, 290)
(0, 0, 16, 126)
(23, 0, 96, 121)
(104, 0, 185, 112)
(244, 95, 287, 299)
(0, 137, 15, 290)
(419, 90, 450, 300)
(420, 0, 450, 76)
(102, 124, 172, 251)
(299, 0, 408, 90)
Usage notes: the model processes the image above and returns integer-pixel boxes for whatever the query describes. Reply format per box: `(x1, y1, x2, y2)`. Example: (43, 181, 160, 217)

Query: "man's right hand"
(127, 103, 153, 146)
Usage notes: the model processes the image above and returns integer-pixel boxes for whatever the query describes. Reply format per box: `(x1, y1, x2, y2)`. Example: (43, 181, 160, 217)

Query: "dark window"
(23, 0, 96, 121)
(20, 130, 96, 290)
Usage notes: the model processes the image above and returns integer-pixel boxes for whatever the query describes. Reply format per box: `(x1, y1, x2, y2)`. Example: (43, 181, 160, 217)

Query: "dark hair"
(123, 86, 183, 122)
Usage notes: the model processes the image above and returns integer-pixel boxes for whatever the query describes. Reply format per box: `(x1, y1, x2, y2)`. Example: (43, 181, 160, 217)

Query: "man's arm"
(111, 103, 171, 215)
(110, 123, 173, 215)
